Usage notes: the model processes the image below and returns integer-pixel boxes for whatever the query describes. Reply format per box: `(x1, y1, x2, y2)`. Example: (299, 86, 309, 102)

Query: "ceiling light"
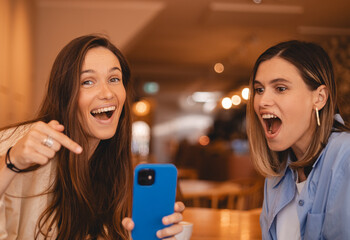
(231, 95, 241, 105)
(132, 100, 150, 116)
(214, 63, 224, 73)
(242, 88, 250, 100)
(221, 97, 232, 109)
(198, 135, 210, 146)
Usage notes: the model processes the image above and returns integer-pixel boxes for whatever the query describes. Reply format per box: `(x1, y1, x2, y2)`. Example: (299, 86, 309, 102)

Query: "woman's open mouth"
(262, 113, 282, 135)
(90, 106, 116, 121)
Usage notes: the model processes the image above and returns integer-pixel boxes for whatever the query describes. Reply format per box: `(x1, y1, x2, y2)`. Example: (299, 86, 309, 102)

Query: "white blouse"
(0, 126, 58, 239)
(276, 174, 306, 240)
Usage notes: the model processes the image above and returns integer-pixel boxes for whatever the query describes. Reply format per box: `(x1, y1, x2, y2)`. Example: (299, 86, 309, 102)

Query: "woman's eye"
(254, 87, 264, 94)
(276, 86, 287, 92)
(81, 80, 93, 86)
(109, 77, 120, 83)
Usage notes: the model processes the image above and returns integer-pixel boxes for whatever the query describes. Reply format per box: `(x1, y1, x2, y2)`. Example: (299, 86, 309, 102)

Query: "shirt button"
(298, 200, 304, 206)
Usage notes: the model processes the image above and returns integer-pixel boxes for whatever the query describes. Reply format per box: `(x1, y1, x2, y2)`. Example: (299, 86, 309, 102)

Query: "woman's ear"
(313, 85, 328, 110)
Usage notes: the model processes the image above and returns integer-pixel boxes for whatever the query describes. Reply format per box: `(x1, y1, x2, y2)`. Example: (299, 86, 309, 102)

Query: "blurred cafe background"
(1, 1, 350, 237)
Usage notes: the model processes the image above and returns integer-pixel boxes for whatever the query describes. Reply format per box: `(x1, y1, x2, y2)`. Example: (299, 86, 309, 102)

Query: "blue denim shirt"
(260, 130, 350, 240)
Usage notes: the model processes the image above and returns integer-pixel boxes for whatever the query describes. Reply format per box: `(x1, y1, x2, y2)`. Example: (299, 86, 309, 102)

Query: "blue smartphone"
(131, 163, 178, 240)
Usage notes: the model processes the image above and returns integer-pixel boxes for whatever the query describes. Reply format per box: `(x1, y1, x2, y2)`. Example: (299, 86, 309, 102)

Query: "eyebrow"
(80, 66, 122, 75)
(253, 78, 291, 85)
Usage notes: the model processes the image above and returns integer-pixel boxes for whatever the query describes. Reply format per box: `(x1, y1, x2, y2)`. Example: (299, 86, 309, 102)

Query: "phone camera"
(138, 169, 155, 186)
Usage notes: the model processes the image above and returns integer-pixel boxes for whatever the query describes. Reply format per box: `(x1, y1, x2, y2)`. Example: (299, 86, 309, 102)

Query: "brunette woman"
(0, 34, 183, 240)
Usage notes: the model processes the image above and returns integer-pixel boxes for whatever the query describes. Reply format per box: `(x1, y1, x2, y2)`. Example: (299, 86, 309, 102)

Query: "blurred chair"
(177, 179, 241, 208)
(225, 178, 264, 210)
(177, 177, 264, 210)
(176, 168, 198, 202)
(198, 141, 231, 181)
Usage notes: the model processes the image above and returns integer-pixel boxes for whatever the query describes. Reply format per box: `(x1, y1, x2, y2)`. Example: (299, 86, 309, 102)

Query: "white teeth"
(262, 114, 278, 119)
(91, 106, 116, 114)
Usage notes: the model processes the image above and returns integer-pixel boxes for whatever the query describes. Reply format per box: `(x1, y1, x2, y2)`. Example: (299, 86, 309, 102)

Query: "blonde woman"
(247, 40, 350, 239)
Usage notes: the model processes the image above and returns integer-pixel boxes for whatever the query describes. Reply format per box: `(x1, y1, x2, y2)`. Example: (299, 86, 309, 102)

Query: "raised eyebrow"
(81, 69, 94, 75)
(253, 80, 262, 85)
(270, 78, 291, 84)
(109, 66, 122, 73)
(253, 78, 291, 85)
(80, 66, 122, 75)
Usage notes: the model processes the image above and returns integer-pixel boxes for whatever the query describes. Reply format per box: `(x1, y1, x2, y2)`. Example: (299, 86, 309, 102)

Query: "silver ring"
(42, 136, 54, 148)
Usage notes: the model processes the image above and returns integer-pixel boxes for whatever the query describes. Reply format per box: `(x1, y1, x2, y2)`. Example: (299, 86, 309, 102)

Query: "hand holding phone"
(131, 164, 178, 240)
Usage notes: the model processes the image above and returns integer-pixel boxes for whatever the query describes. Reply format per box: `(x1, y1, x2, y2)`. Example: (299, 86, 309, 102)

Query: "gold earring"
(316, 107, 321, 126)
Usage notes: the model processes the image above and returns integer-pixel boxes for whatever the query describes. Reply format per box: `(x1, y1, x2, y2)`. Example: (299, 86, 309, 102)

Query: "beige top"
(0, 126, 58, 240)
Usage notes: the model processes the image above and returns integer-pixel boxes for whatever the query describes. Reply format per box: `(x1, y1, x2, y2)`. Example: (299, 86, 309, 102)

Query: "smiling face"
(253, 57, 318, 158)
(78, 46, 126, 146)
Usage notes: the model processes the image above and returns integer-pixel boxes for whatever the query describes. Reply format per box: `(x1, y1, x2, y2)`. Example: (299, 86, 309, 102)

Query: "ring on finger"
(42, 136, 54, 148)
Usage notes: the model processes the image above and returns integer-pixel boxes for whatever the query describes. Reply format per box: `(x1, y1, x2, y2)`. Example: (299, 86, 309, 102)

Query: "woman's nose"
(98, 82, 113, 99)
(258, 91, 274, 107)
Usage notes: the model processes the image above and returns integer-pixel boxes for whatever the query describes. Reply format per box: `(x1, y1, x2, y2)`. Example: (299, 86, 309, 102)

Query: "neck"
(292, 146, 306, 161)
(87, 138, 100, 158)
(292, 124, 317, 161)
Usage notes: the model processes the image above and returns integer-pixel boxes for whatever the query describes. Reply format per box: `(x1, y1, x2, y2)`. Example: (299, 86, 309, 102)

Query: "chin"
(267, 142, 289, 152)
(98, 132, 116, 140)
(98, 135, 115, 140)
(91, 128, 117, 140)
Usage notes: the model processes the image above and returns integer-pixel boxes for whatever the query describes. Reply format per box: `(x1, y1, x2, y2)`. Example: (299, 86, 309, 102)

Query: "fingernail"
(156, 230, 161, 238)
(76, 146, 83, 153)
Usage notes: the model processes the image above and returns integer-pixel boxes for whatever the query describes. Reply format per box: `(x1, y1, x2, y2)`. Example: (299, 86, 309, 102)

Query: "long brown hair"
(3, 35, 133, 239)
(247, 40, 350, 177)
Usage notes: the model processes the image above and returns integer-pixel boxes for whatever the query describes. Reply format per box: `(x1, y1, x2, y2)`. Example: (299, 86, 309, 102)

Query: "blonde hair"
(247, 40, 346, 177)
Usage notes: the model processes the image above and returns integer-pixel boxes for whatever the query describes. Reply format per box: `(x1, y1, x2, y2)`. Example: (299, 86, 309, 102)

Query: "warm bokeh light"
(214, 63, 224, 73)
(242, 87, 249, 100)
(231, 95, 241, 105)
(132, 121, 150, 156)
(198, 135, 210, 146)
(221, 97, 232, 109)
(132, 100, 151, 116)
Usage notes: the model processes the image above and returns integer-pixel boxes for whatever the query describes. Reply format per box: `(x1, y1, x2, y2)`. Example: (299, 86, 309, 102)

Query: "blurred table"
(183, 207, 262, 240)
(179, 179, 242, 208)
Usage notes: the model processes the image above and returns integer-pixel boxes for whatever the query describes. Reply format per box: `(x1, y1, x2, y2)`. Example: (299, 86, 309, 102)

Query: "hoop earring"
(316, 107, 321, 126)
